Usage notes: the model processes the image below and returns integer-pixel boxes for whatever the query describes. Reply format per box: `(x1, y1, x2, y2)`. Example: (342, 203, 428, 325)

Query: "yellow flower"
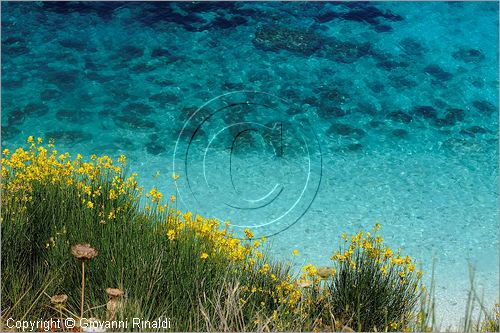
(390, 322, 398, 330)
(2, 148, 10, 155)
(27, 136, 34, 143)
(384, 247, 393, 260)
(244, 228, 254, 239)
(37, 137, 43, 144)
(302, 263, 317, 277)
(117, 154, 126, 164)
(200, 252, 209, 260)
(86, 201, 94, 209)
(146, 187, 163, 203)
(170, 195, 176, 202)
(172, 172, 180, 181)
(109, 189, 118, 200)
(292, 249, 299, 256)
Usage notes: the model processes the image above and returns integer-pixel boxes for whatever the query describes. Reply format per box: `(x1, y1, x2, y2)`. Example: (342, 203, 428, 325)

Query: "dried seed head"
(296, 280, 313, 288)
(51, 294, 68, 304)
(316, 266, 336, 279)
(105, 288, 124, 298)
(71, 244, 98, 260)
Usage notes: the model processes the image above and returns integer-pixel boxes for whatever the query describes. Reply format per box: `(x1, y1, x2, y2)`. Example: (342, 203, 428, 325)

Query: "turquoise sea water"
(1, 2, 498, 327)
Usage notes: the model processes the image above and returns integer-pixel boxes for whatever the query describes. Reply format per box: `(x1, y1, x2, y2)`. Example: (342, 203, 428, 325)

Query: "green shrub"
(327, 225, 423, 331)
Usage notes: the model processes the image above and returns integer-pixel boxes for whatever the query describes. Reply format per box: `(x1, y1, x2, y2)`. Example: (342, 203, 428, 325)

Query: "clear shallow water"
(1, 2, 498, 327)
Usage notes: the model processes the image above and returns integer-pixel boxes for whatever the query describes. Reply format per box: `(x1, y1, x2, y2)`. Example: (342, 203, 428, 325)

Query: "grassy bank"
(1, 137, 498, 332)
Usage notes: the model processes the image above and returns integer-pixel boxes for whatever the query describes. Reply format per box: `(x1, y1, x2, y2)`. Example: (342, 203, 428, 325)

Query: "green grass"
(1, 179, 292, 331)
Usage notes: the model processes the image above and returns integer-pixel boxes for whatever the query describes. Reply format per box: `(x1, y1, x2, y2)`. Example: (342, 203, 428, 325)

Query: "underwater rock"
(86, 72, 114, 83)
(445, 108, 465, 121)
(6, 108, 26, 126)
(319, 88, 350, 105)
(2, 79, 24, 89)
(392, 128, 408, 138)
(460, 126, 488, 137)
(41, 1, 122, 19)
(123, 102, 155, 117)
(424, 64, 453, 82)
(377, 60, 409, 71)
(149, 92, 180, 105)
(24, 102, 49, 117)
(150, 47, 172, 58)
(84, 57, 102, 71)
(317, 105, 347, 119)
(40, 89, 62, 101)
(211, 15, 247, 29)
(315, 12, 339, 23)
(386, 110, 412, 124)
(130, 63, 156, 73)
(388, 75, 418, 89)
(303, 96, 318, 106)
(45, 130, 92, 144)
(145, 141, 167, 155)
(452, 48, 485, 63)
(366, 81, 385, 93)
(1, 125, 20, 141)
(114, 115, 156, 130)
(58, 39, 87, 51)
(252, 26, 323, 56)
(471, 78, 484, 88)
(279, 88, 300, 100)
(327, 123, 366, 139)
(117, 45, 144, 61)
(2, 36, 24, 45)
(43, 69, 79, 88)
(412, 106, 438, 120)
(342, 6, 403, 25)
(399, 37, 426, 57)
(472, 100, 496, 114)
(56, 110, 94, 124)
(223, 81, 245, 91)
(433, 108, 465, 127)
(319, 39, 372, 63)
(147, 77, 175, 86)
(368, 120, 385, 128)
(3, 44, 29, 57)
(374, 24, 392, 32)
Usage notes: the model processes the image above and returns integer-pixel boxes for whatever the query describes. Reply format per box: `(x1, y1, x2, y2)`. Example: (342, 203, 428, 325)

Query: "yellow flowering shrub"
(327, 224, 423, 331)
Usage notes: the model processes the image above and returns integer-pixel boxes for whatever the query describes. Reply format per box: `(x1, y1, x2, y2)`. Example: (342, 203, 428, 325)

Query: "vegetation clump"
(0, 137, 495, 332)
